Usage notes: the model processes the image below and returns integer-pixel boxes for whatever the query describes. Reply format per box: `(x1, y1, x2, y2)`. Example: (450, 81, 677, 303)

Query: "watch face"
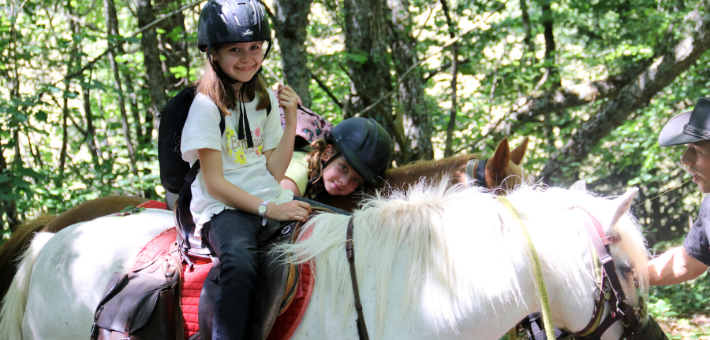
(258, 205, 267, 214)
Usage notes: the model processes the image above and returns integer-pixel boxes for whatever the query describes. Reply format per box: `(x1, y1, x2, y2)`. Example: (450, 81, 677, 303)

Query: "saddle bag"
(90, 255, 184, 340)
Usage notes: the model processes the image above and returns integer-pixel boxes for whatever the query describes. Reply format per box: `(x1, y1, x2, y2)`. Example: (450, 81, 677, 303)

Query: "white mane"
(274, 180, 649, 334)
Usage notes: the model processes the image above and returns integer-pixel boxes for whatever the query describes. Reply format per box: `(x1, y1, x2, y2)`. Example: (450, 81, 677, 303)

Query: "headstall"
(570, 207, 646, 340)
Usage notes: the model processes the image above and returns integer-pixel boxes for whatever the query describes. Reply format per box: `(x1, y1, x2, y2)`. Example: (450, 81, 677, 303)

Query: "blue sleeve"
(684, 195, 710, 266)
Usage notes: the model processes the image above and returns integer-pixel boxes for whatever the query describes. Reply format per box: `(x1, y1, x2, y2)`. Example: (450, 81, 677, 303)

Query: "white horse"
(0, 181, 649, 340)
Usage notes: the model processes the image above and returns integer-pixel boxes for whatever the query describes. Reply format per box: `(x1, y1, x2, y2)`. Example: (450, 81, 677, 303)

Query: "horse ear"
(491, 138, 511, 178)
(510, 137, 529, 165)
(570, 180, 587, 191)
(610, 188, 638, 228)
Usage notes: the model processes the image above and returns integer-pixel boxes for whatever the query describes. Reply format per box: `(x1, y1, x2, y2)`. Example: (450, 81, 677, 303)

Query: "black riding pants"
(202, 198, 349, 340)
(202, 209, 261, 340)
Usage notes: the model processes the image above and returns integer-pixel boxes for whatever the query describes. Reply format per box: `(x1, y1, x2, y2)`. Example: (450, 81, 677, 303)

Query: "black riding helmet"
(327, 118, 393, 186)
(198, 0, 272, 54)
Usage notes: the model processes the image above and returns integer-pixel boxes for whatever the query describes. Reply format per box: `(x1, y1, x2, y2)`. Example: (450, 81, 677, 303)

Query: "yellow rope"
(507, 328, 517, 340)
(498, 197, 556, 340)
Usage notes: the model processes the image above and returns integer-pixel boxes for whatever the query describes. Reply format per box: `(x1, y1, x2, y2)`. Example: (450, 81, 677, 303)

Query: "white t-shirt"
(181, 91, 293, 237)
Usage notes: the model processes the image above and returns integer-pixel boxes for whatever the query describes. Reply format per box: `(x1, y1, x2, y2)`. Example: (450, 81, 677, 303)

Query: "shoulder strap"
(219, 112, 225, 135)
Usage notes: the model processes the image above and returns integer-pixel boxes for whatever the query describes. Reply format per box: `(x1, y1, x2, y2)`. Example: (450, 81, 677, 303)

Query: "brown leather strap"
(573, 208, 643, 339)
(346, 217, 370, 340)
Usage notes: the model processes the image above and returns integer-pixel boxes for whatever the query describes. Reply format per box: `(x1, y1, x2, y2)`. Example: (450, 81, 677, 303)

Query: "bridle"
(342, 171, 647, 340)
(570, 207, 646, 340)
(465, 158, 488, 189)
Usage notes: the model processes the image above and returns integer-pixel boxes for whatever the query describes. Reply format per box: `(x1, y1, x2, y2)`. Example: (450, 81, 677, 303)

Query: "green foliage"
(1, 0, 708, 259)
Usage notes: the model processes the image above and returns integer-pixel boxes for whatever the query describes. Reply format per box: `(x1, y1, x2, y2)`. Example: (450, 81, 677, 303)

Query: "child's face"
(682, 141, 710, 193)
(213, 41, 265, 83)
(322, 155, 364, 196)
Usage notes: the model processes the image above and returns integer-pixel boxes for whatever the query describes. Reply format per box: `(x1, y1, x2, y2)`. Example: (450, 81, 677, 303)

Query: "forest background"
(3, 0, 710, 336)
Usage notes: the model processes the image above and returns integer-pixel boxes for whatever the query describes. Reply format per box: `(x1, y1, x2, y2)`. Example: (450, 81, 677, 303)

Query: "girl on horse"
(181, 0, 310, 338)
(280, 117, 394, 200)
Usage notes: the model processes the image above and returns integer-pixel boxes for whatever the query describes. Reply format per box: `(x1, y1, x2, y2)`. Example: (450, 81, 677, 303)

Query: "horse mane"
(383, 154, 527, 192)
(275, 180, 648, 334)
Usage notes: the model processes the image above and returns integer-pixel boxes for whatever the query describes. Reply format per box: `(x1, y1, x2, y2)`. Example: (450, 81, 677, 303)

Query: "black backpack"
(158, 86, 270, 252)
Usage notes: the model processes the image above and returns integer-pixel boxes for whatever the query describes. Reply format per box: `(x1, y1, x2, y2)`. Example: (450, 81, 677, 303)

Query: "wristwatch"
(258, 200, 270, 226)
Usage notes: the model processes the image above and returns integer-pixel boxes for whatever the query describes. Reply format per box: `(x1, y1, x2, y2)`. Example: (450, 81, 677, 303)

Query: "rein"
(345, 217, 370, 340)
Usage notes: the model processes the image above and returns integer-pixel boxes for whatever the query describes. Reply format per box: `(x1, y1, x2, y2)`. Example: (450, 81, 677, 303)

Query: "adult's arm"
(648, 246, 708, 285)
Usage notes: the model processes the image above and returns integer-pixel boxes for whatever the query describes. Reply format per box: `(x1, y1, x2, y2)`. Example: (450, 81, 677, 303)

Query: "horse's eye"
(620, 266, 634, 276)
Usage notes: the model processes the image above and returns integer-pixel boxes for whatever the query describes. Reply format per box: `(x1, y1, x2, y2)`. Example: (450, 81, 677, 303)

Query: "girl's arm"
(265, 84, 298, 180)
(199, 148, 310, 221)
(280, 178, 302, 197)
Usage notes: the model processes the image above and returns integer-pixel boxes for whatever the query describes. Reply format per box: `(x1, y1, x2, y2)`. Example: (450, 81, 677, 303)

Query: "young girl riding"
(281, 117, 394, 200)
(181, 0, 309, 338)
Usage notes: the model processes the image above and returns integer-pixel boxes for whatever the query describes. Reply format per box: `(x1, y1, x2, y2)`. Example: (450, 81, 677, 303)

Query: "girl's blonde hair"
(196, 44, 270, 113)
(306, 139, 340, 184)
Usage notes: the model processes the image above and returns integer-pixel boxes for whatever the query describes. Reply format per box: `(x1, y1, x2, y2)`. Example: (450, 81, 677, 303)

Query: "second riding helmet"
(327, 118, 393, 186)
(197, 0, 272, 54)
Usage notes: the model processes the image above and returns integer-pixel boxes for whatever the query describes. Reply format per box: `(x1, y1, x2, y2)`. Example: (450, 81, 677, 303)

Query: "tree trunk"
(136, 0, 169, 127)
(539, 1, 710, 185)
(106, 0, 139, 177)
(0, 141, 19, 232)
(538, 0, 559, 88)
(390, 0, 433, 161)
(344, 0, 396, 159)
(58, 3, 80, 179)
(520, 0, 536, 64)
(273, 0, 313, 107)
(156, 0, 189, 88)
(440, 0, 459, 158)
(82, 85, 101, 167)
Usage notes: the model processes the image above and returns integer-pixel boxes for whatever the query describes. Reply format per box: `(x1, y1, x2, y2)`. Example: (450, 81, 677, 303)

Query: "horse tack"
(464, 158, 488, 189)
(503, 201, 645, 340)
(571, 207, 645, 340)
(345, 217, 370, 340)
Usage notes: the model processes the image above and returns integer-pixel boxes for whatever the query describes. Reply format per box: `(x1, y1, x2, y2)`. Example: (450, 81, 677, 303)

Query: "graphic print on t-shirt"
(224, 123, 264, 165)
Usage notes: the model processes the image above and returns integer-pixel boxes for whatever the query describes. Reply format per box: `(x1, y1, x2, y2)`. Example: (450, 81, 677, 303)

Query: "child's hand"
(266, 200, 312, 222)
(277, 84, 298, 125)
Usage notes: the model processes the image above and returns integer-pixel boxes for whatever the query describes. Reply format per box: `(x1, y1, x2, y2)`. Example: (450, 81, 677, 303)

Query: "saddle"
(91, 201, 318, 340)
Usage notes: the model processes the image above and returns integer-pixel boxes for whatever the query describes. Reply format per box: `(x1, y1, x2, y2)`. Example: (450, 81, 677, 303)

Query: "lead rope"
(498, 197, 556, 340)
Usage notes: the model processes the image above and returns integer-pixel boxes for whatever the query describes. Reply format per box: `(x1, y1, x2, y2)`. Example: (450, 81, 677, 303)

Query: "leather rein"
(571, 207, 645, 340)
(346, 217, 370, 340)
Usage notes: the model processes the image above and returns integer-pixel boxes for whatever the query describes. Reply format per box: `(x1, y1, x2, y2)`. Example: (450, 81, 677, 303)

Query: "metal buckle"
(282, 225, 291, 235)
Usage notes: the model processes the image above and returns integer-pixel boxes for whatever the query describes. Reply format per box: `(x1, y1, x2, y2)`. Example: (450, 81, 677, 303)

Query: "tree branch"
(352, 2, 506, 117)
(310, 71, 344, 108)
(59, 0, 204, 84)
(539, 1, 710, 185)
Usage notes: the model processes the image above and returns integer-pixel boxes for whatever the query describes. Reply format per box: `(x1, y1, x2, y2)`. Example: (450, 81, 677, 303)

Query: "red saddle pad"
(132, 201, 315, 340)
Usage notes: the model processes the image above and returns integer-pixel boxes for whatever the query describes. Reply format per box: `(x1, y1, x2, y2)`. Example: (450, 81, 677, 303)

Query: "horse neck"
(294, 233, 546, 340)
(379, 154, 479, 190)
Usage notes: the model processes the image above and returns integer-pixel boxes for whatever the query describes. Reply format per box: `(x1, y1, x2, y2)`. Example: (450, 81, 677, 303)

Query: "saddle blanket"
(134, 201, 315, 340)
